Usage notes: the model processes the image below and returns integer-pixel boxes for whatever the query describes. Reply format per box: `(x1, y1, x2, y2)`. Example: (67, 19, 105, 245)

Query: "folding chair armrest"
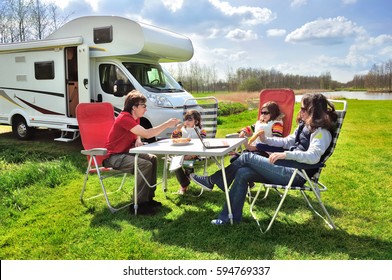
(81, 148, 108, 156)
(256, 143, 285, 153)
(274, 159, 324, 169)
(225, 133, 240, 138)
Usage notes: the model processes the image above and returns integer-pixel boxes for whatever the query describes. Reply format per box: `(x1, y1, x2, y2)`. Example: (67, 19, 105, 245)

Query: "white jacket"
(264, 126, 332, 165)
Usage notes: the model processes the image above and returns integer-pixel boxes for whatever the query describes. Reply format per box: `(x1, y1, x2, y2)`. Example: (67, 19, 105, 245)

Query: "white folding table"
(130, 137, 246, 224)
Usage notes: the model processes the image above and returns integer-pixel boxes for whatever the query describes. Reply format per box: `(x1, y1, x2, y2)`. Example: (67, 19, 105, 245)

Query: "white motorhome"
(0, 16, 195, 142)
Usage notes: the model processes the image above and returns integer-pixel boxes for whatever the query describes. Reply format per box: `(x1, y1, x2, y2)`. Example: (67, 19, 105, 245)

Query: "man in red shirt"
(105, 90, 179, 215)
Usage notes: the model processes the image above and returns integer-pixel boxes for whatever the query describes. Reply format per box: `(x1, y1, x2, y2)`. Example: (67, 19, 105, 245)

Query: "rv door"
(77, 44, 90, 103)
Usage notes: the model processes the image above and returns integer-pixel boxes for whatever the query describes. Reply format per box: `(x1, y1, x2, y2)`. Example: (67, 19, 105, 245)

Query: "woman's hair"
(261, 101, 281, 121)
(123, 90, 147, 113)
(297, 93, 337, 131)
(184, 109, 202, 129)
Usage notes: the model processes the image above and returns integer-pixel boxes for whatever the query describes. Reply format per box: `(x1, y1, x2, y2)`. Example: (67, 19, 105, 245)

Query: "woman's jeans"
(209, 152, 305, 223)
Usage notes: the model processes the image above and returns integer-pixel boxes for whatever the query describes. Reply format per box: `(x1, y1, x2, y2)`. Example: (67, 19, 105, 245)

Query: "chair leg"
(81, 156, 132, 213)
(250, 170, 298, 233)
(247, 186, 252, 203)
(80, 156, 94, 202)
(97, 172, 131, 214)
(301, 173, 336, 229)
(203, 157, 208, 176)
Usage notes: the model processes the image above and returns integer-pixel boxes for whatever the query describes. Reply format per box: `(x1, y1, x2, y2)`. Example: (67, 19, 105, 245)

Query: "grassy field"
(0, 98, 391, 260)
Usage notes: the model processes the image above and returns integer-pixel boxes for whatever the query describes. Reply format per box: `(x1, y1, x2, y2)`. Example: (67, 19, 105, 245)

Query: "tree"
(0, 0, 69, 43)
(385, 59, 392, 91)
(238, 78, 262, 92)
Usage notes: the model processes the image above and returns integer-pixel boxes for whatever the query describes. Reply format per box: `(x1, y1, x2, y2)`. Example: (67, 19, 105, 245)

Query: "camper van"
(0, 16, 195, 142)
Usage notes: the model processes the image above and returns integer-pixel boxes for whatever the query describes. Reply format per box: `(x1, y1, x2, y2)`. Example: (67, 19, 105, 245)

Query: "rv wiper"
(165, 88, 184, 92)
(143, 85, 163, 92)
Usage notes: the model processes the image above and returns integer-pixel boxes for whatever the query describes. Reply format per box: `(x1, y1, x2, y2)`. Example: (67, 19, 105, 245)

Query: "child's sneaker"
(177, 186, 187, 195)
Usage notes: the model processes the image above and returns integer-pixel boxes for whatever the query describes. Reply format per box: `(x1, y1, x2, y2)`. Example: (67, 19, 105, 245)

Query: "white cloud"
(345, 34, 392, 66)
(226, 29, 258, 41)
(209, 48, 247, 61)
(161, 0, 184, 12)
(206, 28, 221, 39)
(285, 16, 366, 45)
(291, 0, 308, 8)
(379, 46, 392, 56)
(228, 50, 248, 61)
(367, 34, 392, 46)
(345, 50, 371, 67)
(42, 0, 99, 11)
(85, 0, 100, 12)
(41, 0, 70, 9)
(208, 0, 276, 25)
(267, 29, 286, 37)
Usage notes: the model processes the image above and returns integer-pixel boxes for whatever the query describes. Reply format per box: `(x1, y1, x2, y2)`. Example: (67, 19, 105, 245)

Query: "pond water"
(295, 91, 392, 101)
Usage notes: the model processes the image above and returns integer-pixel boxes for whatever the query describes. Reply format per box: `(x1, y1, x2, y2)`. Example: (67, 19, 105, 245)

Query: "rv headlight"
(147, 93, 173, 107)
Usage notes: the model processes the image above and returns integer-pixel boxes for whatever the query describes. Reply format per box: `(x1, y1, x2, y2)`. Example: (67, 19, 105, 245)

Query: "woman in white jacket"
(190, 93, 338, 225)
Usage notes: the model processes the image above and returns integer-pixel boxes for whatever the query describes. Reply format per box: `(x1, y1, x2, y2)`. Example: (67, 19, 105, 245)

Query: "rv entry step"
(54, 128, 80, 142)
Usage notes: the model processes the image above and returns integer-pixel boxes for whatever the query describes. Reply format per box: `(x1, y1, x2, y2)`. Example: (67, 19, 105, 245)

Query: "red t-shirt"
(105, 111, 140, 155)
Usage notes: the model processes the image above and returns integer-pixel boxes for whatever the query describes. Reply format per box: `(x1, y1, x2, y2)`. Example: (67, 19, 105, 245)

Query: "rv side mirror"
(178, 81, 184, 88)
(113, 80, 135, 97)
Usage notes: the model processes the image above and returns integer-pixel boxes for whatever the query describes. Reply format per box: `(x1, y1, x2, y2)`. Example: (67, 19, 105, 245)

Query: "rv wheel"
(12, 116, 35, 140)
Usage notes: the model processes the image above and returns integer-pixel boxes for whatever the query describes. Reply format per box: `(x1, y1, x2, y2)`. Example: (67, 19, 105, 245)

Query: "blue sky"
(48, 0, 392, 83)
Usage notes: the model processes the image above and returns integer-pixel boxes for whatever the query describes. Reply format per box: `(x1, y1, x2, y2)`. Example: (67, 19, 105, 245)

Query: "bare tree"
(31, 0, 47, 39)
(0, 0, 70, 43)
(385, 59, 392, 91)
(9, 0, 31, 42)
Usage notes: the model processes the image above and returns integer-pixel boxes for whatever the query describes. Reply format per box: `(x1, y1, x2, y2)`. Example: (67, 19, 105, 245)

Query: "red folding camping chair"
(226, 88, 295, 141)
(76, 102, 130, 213)
(258, 88, 295, 137)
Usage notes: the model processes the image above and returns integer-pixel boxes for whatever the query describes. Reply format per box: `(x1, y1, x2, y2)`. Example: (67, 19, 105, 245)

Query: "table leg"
(163, 154, 168, 198)
(133, 154, 138, 215)
(220, 156, 233, 225)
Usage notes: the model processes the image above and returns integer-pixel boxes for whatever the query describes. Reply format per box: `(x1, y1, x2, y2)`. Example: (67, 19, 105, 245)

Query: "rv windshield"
(123, 62, 184, 93)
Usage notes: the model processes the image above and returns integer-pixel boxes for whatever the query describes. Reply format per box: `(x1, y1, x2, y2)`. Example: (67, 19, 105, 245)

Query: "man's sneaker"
(190, 174, 213, 191)
(211, 219, 225, 225)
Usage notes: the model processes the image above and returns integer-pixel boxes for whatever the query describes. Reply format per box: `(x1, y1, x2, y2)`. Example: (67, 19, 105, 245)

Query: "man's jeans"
(105, 153, 157, 203)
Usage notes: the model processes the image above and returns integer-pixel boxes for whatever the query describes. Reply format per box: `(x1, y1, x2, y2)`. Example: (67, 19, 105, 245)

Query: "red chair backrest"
(258, 88, 295, 137)
(76, 102, 115, 165)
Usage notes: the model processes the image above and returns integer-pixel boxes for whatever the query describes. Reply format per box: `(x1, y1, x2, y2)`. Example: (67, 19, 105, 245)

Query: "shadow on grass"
(88, 190, 392, 260)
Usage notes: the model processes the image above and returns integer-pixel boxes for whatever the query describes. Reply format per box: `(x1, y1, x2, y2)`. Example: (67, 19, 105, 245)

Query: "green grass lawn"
(0, 99, 391, 260)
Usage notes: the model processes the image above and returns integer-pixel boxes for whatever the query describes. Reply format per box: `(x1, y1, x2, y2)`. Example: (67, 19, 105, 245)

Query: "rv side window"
(94, 26, 113, 44)
(35, 61, 55, 80)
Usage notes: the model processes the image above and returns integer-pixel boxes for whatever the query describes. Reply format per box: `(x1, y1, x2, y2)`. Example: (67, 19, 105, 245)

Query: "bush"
(217, 102, 248, 125)
(218, 102, 247, 116)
